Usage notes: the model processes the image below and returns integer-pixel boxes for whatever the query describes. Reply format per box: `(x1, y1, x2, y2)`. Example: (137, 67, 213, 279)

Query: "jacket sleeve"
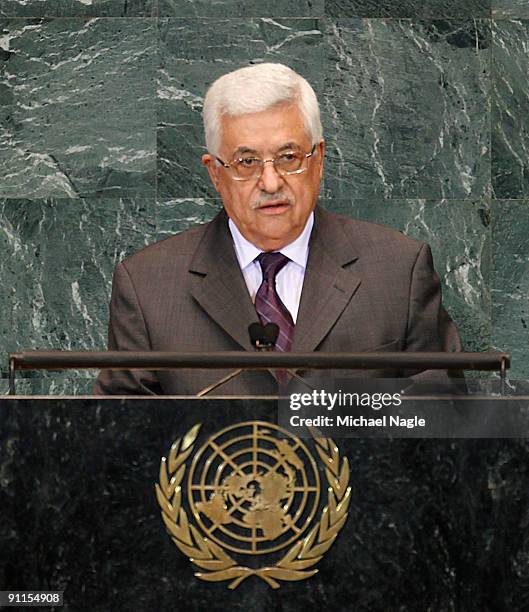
(93, 261, 162, 395)
(405, 242, 461, 353)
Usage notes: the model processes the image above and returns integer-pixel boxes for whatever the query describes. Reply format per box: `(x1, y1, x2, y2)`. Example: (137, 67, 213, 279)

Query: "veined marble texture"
(158, 18, 324, 199)
(325, 1, 492, 18)
(0, 376, 95, 395)
(0, 18, 156, 198)
(158, 0, 324, 17)
(0, 198, 156, 390)
(156, 197, 220, 239)
(0, 1, 156, 17)
(492, 201, 529, 378)
(492, 19, 529, 198)
(493, 1, 529, 18)
(324, 19, 491, 200)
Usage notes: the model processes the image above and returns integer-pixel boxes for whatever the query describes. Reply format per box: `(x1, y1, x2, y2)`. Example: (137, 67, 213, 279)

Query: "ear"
(316, 139, 325, 179)
(202, 153, 221, 192)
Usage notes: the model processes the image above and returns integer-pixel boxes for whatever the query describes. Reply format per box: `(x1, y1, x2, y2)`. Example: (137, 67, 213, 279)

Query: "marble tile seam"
(0, 11, 525, 20)
(316, 18, 526, 25)
(0, 17, 517, 22)
(3, 198, 524, 203)
(489, 199, 529, 203)
(0, 17, 158, 21)
(488, 24, 493, 200)
(154, 110, 159, 230)
(156, 17, 324, 22)
(0, 16, 321, 21)
(0, 197, 159, 202)
(1, 16, 524, 25)
(155, 17, 500, 21)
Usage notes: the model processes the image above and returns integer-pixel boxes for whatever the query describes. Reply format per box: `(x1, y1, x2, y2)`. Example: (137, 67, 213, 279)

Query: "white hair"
(203, 63, 323, 156)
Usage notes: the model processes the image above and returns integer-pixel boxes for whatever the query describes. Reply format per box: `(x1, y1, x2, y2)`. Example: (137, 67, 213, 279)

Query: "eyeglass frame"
(214, 144, 317, 181)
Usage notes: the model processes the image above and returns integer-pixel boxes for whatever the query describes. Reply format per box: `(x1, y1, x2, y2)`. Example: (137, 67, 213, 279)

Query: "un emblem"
(155, 421, 351, 589)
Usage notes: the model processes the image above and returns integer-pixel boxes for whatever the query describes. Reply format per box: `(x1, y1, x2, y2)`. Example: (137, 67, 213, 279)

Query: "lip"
(255, 201, 291, 215)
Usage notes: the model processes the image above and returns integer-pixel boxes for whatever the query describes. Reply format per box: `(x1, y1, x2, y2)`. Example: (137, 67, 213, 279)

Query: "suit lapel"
(189, 210, 258, 351)
(292, 207, 361, 352)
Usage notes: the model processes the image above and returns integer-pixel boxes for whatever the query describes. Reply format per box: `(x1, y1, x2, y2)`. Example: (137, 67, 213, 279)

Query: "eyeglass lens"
(233, 150, 306, 179)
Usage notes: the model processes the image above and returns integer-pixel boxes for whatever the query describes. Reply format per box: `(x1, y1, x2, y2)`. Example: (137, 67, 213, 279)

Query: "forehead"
(219, 104, 310, 154)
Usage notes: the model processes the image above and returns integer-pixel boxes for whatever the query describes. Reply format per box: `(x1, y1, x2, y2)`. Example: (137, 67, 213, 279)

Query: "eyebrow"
(232, 142, 301, 157)
(233, 147, 258, 156)
(277, 142, 300, 151)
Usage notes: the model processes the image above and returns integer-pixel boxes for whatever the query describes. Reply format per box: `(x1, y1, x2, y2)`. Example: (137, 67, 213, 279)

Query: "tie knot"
(257, 252, 290, 281)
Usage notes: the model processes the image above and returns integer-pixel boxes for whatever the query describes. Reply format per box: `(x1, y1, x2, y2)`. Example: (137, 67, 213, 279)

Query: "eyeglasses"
(215, 145, 317, 181)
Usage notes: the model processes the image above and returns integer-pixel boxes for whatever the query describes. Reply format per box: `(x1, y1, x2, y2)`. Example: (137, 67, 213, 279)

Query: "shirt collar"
(228, 211, 314, 270)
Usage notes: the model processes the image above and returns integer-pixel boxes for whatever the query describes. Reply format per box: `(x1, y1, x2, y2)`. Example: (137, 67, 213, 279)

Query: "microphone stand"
(195, 367, 245, 398)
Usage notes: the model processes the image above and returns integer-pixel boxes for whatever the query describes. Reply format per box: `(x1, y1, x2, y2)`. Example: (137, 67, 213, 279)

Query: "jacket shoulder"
(319, 208, 425, 258)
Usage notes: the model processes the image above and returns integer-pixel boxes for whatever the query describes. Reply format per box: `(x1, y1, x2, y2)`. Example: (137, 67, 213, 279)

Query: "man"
(94, 63, 460, 395)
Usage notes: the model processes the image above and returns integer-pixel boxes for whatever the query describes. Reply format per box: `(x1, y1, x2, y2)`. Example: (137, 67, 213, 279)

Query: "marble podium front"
(0, 398, 528, 611)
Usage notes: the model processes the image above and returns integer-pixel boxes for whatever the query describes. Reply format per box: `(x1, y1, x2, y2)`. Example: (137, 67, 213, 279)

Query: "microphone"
(249, 322, 279, 351)
(249, 322, 314, 391)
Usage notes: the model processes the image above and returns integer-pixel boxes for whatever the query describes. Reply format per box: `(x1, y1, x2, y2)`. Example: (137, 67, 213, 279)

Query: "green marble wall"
(1, 1, 527, 394)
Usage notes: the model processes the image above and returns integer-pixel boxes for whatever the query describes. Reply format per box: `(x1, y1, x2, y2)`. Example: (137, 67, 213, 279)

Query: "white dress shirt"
(228, 213, 314, 323)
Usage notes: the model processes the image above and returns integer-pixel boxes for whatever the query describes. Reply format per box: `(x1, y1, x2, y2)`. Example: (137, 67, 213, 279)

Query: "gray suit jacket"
(94, 206, 461, 395)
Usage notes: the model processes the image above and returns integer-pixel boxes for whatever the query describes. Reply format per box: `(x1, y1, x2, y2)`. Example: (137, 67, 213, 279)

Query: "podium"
(1, 395, 529, 610)
(1, 352, 528, 610)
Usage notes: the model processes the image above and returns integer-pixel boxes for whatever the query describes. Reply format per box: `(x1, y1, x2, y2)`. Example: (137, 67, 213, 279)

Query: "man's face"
(202, 104, 324, 251)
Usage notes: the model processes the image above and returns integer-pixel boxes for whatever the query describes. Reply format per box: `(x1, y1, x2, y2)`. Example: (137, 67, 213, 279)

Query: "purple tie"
(255, 252, 294, 352)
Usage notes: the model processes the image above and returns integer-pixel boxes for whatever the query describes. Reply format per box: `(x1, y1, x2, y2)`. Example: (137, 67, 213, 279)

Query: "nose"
(257, 159, 284, 193)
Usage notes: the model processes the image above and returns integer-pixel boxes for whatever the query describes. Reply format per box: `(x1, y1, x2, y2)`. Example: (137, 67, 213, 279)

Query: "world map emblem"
(155, 421, 351, 589)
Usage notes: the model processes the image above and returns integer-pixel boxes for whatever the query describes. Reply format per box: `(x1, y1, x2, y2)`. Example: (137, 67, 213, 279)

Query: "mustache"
(251, 193, 293, 210)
